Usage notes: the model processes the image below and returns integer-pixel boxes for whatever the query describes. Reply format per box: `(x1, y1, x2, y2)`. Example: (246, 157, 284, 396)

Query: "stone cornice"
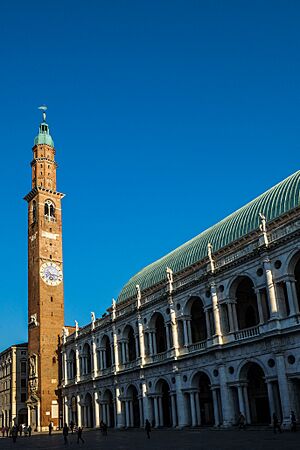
(24, 186, 65, 202)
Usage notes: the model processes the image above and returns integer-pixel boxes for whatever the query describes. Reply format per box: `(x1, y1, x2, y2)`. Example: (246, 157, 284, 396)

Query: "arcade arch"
(231, 276, 259, 329)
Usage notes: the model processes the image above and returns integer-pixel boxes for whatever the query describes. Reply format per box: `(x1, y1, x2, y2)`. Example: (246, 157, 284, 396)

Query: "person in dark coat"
(77, 427, 84, 444)
(290, 411, 297, 432)
(62, 423, 69, 445)
(273, 413, 282, 434)
(11, 426, 18, 443)
(145, 419, 151, 439)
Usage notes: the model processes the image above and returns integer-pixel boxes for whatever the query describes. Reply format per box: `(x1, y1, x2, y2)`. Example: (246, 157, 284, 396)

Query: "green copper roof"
(117, 170, 300, 303)
(34, 121, 54, 148)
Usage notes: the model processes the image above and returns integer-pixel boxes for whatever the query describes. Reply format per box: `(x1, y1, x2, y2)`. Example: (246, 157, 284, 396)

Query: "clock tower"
(24, 108, 65, 431)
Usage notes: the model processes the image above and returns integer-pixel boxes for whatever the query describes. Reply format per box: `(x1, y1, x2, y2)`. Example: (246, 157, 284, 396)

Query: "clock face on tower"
(40, 262, 63, 286)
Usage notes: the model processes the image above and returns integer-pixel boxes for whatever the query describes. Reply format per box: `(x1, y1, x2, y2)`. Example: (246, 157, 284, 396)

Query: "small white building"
(0, 344, 28, 427)
(61, 170, 300, 429)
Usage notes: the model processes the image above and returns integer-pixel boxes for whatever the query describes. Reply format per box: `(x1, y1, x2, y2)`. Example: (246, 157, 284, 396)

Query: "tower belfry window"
(44, 200, 55, 222)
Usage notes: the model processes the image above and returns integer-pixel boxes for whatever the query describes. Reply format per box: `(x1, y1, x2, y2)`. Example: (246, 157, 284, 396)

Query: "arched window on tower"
(44, 200, 55, 222)
(32, 200, 37, 224)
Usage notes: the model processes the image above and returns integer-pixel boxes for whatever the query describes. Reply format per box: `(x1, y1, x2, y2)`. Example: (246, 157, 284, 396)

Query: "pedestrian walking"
(237, 412, 246, 430)
(63, 423, 69, 445)
(77, 426, 84, 444)
(290, 410, 296, 432)
(49, 421, 53, 436)
(28, 425, 32, 437)
(145, 419, 151, 439)
(100, 420, 107, 436)
(273, 413, 282, 434)
(70, 420, 75, 434)
(11, 426, 18, 443)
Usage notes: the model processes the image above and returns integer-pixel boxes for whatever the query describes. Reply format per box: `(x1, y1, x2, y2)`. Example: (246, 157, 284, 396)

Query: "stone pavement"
(0, 428, 298, 450)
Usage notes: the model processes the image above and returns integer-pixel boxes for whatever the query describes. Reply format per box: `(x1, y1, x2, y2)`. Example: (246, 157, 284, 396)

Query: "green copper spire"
(34, 105, 54, 147)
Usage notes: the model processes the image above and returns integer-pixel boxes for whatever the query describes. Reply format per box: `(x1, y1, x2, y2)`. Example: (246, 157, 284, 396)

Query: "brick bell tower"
(24, 107, 65, 431)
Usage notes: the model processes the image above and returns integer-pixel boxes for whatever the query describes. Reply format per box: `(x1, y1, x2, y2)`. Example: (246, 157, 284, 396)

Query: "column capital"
(210, 281, 217, 291)
(262, 256, 271, 264)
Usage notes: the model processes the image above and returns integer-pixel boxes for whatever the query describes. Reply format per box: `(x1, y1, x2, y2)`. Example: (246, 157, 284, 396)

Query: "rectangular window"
(21, 393, 26, 402)
(21, 379, 26, 387)
(21, 362, 26, 373)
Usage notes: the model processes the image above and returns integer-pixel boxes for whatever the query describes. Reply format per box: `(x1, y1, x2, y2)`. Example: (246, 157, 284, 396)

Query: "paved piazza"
(0, 429, 298, 450)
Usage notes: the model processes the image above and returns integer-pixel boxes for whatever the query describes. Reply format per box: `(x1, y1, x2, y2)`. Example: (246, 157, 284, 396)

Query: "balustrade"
(234, 326, 260, 341)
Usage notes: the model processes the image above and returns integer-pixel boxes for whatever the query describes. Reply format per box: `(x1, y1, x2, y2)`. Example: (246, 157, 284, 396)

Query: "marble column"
(187, 320, 192, 344)
(165, 324, 171, 350)
(63, 350, 68, 385)
(175, 374, 188, 427)
(152, 332, 158, 354)
(227, 303, 235, 332)
(170, 394, 177, 427)
(64, 397, 69, 425)
(121, 341, 126, 364)
(266, 381, 275, 422)
(153, 397, 159, 427)
(102, 404, 107, 423)
(218, 364, 232, 426)
(139, 398, 144, 427)
(190, 392, 197, 426)
(37, 401, 41, 431)
(141, 382, 149, 424)
(285, 280, 298, 315)
(129, 401, 134, 427)
(211, 283, 223, 343)
(113, 327, 119, 372)
(232, 302, 239, 330)
(148, 332, 154, 355)
(115, 387, 124, 428)
(135, 334, 140, 358)
(92, 338, 98, 377)
(125, 401, 130, 427)
(94, 392, 100, 428)
(237, 385, 245, 417)
(195, 392, 201, 426)
(170, 305, 180, 356)
(75, 346, 81, 382)
(107, 404, 111, 427)
(263, 258, 279, 318)
(242, 385, 251, 424)
(255, 289, 264, 324)
(77, 395, 82, 427)
(212, 389, 220, 426)
(158, 396, 163, 426)
(84, 405, 88, 427)
(205, 309, 212, 338)
(276, 353, 291, 424)
(183, 320, 189, 346)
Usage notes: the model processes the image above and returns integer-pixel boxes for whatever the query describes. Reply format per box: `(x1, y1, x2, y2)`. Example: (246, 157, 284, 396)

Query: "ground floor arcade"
(63, 357, 300, 429)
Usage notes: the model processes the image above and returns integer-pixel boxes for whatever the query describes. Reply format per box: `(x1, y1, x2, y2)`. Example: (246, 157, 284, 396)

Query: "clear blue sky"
(0, 1, 299, 351)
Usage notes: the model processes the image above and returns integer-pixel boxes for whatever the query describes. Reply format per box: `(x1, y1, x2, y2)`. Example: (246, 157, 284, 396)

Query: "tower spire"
(34, 105, 54, 148)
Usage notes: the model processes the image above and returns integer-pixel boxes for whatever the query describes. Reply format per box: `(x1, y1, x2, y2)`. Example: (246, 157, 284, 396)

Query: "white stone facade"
(0, 344, 28, 427)
(61, 209, 300, 429)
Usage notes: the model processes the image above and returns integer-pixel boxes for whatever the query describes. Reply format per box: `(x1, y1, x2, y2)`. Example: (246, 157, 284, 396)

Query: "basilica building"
(21, 110, 300, 431)
(61, 168, 300, 429)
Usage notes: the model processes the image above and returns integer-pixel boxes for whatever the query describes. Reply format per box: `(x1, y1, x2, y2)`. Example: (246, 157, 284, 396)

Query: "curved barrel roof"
(117, 170, 300, 303)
